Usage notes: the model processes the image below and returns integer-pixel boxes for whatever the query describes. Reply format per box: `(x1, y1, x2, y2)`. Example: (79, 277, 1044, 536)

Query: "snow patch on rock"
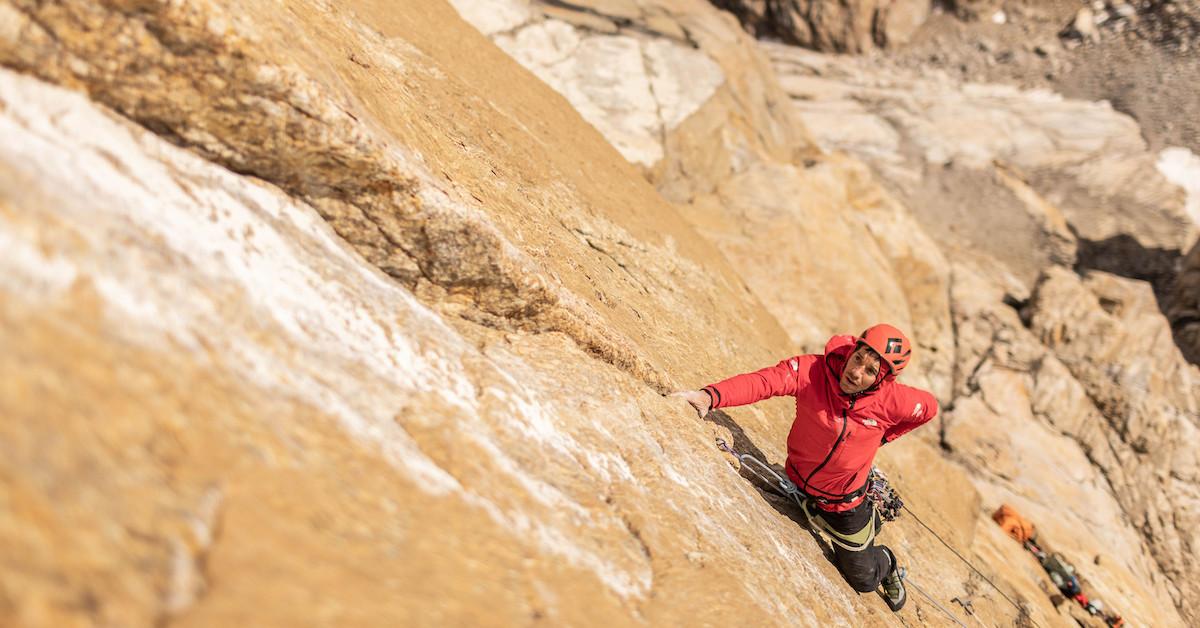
(1157, 147, 1200, 227)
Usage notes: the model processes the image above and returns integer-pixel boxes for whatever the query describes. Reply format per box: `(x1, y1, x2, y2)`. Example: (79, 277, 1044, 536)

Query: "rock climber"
(671, 324, 939, 612)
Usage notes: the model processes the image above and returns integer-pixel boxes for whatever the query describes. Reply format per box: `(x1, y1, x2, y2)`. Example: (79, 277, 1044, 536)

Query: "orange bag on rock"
(992, 503, 1036, 543)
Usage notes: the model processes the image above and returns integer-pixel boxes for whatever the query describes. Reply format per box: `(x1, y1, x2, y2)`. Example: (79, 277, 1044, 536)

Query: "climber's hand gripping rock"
(668, 390, 712, 418)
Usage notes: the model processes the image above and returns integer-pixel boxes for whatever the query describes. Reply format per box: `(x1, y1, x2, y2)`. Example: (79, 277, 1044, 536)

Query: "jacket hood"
(824, 334, 888, 395)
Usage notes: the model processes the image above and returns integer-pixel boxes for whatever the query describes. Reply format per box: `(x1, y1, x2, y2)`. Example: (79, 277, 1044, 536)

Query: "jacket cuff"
(702, 385, 722, 409)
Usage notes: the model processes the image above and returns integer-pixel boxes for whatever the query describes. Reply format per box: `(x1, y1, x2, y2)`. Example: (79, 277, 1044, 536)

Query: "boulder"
(712, 0, 931, 52)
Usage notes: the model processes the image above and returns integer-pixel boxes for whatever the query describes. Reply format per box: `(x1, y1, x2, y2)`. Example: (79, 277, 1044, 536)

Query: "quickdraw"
(865, 466, 903, 522)
(715, 437, 805, 507)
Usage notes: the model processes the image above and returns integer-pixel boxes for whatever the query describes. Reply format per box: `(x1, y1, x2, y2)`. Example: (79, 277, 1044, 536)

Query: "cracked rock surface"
(3, 0, 1199, 626)
(0, 63, 798, 627)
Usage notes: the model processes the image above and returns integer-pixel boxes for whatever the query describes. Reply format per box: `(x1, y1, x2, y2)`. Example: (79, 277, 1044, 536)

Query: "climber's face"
(840, 345, 883, 395)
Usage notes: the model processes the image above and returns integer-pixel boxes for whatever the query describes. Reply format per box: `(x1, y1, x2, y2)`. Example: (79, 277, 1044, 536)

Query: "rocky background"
(1, 1, 1197, 627)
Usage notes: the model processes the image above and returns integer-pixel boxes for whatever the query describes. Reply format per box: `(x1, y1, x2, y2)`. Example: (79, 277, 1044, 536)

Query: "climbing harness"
(714, 437, 1045, 628)
(802, 497, 877, 551)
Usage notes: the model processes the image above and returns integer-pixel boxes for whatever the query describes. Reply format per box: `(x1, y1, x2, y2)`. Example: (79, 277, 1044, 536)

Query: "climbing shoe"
(879, 547, 907, 612)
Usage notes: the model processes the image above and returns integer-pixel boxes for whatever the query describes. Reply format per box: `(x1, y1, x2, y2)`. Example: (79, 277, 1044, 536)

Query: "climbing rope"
(901, 503, 1042, 628)
(904, 573, 967, 628)
(714, 438, 1045, 628)
(951, 596, 992, 628)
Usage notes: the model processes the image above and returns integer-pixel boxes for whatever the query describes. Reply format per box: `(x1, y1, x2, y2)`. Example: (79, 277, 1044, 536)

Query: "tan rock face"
(0, 0, 799, 395)
(452, 0, 956, 397)
(0, 60, 818, 628)
(1024, 267, 1200, 618)
(3, 0, 1198, 626)
(940, 262, 1190, 626)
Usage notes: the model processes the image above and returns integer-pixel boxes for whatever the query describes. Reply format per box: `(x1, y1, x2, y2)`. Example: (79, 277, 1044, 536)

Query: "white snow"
(1157, 147, 1200, 227)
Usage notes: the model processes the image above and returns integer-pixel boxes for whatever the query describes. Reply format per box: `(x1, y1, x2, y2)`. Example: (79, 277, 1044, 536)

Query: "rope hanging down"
(903, 573, 967, 628)
(901, 503, 1037, 625)
(714, 438, 1043, 628)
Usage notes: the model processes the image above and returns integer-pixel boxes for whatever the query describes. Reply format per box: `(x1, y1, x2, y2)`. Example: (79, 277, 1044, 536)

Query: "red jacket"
(704, 335, 938, 512)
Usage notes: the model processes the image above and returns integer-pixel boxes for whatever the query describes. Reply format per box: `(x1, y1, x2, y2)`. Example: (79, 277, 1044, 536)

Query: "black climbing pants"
(814, 500, 892, 593)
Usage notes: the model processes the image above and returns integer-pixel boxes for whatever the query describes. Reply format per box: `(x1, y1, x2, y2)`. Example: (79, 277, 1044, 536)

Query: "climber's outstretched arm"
(670, 354, 817, 418)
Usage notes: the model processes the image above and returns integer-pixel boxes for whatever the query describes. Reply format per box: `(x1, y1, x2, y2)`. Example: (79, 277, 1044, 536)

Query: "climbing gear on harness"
(866, 466, 903, 522)
(716, 438, 875, 548)
(858, 323, 912, 378)
(716, 437, 885, 551)
(879, 546, 908, 612)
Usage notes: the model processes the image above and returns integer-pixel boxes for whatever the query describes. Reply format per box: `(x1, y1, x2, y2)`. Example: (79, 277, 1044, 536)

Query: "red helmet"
(857, 323, 912, 379)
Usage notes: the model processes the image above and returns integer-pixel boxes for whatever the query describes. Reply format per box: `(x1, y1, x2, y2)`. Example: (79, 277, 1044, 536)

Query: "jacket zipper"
(802, 396, 855, 496)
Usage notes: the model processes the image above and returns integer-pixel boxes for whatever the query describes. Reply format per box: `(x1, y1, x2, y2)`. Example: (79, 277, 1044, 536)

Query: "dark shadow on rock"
(1074, 233, 1198, 365)
(1075, 233, 1180, 290)
(702, 408, 838, 566)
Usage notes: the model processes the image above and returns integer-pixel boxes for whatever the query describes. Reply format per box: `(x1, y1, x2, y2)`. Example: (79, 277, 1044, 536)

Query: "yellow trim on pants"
(802, 499, 877, 552)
